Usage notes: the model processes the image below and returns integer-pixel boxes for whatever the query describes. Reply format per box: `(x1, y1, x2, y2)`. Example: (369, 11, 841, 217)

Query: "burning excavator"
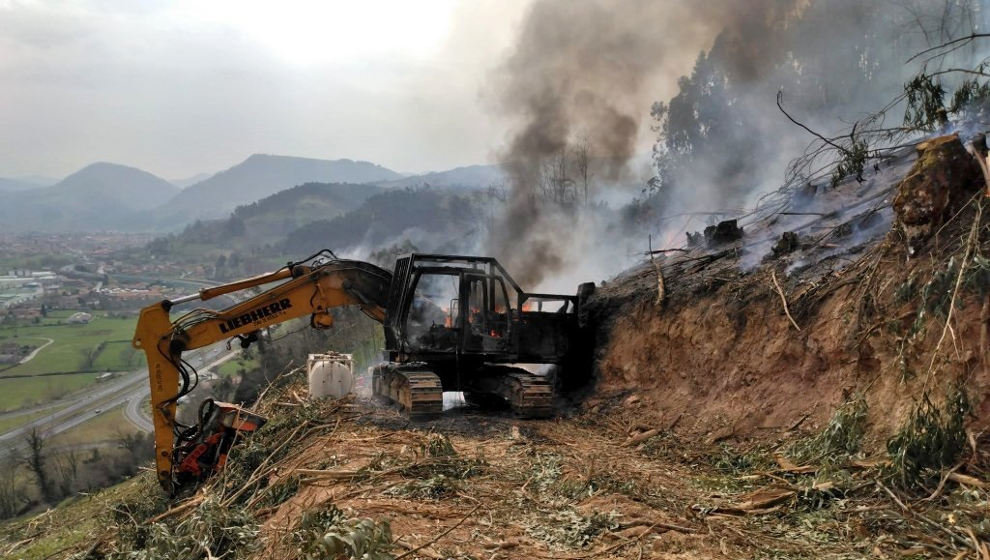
(132, 251, 594, 493)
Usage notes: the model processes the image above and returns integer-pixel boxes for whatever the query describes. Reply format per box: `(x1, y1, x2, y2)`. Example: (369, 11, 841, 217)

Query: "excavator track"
(372, 364, 443, 417)
(502, 370, 554, 418)
(461, 366, 555, 418)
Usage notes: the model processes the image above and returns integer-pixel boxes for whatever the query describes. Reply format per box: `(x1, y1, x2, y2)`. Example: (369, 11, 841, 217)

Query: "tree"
(0, 456, 26, 519)
(78, 342, 105, 370)
(574, 138, 591, 206)
(52, 451, 80, 497)
(23, 428, 53, 502)
(540, 149, 578, 206)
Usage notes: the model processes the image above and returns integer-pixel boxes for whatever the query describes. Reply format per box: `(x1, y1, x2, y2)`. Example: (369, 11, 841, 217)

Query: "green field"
(0, 313, 143, 412)
(0, 372, 102, 412)
(0, 405, 65, 434)
(50, 404, 137, 447)
(0, 314, 140, 376)
(213, 355, 257, 378)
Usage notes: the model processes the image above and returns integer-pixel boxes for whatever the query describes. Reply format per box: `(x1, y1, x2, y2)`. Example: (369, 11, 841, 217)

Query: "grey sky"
(0, 0, 534, 179)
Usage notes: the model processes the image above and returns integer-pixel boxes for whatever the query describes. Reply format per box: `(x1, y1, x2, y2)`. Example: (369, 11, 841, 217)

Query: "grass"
(91, 341, 141, 371)
(48, 404, 138, 447)
(214, 356, 258, 378)
(0, 314, 140, 377)
(0, 474, 164, 560)
(0, 405, 68, 435)
(0, 373, 101, 412)
(0, 314, 142, 413)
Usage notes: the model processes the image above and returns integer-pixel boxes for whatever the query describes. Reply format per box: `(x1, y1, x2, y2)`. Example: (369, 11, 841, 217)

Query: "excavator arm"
(132, 255, 392, 494)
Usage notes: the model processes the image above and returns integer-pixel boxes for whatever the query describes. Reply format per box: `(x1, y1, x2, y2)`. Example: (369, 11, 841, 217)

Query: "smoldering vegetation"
(483, 0, 989, 290)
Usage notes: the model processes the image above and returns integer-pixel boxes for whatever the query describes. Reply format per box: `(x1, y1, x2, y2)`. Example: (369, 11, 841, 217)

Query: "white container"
(307, 352, 354, 399)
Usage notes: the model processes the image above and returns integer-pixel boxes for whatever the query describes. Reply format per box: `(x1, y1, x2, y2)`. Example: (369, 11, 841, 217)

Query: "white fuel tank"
(306, 352, 354, 399)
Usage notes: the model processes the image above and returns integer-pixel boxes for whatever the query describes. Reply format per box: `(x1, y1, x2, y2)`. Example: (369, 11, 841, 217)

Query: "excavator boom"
(132, 256, 391, 494)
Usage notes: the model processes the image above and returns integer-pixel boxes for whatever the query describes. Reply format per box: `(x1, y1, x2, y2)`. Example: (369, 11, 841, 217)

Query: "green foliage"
(397, 455, 486, 481)
(886, 386, 970, 490)
(423, 432, 456, 458)
(107, 498, 258, 560)
(524, 509, 620, 549)
(904, 74, 948, 131)
(830, 137, 869, 187)
(949, 75, 990, 117)
(710, 443, 773, 474)
(790, 395, 868, 466)
(920, 257, 958, 320)
(525, 452, 565, 494)
(908, 255, 988, 335)
(385, 474, 460, 500)
(895, 273, 918, 305)
(293, 506, 394, 560)
(254, 474, 300, 508)
(555, 473, 641, 502)
(964, 254, 990, 297)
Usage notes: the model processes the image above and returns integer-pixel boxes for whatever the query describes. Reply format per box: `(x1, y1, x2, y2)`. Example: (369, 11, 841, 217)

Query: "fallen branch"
(771, 270, 801, 331)
(147, 495, 204, 523)
(622, 428, 660, 447)
(394, 503, 480, 560)
(540, 518, 692, 560)
(648, 235, 665, 306)
(947, 472, 988, 489)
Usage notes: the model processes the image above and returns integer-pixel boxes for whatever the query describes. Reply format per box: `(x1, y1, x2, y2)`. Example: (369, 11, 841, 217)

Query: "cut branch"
(771, 270, 801, 332)
(925, 200, 983, 387)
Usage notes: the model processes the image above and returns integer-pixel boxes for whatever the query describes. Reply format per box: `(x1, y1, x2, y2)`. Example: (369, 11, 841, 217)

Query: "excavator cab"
(375, 254, 583, 417)
(383, 254, 577, 363)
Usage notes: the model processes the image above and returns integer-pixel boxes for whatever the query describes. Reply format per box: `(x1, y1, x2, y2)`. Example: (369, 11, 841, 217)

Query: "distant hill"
(16, 175, 60, 186)
(0, 175, 59, 191)
(376, 164, 505, 190)
(0, 178, 42, 193)
(157, 182, 384, 256)
(140, 185, 484, 279)
(282, 186, 484, 257)
(155, 154, 402, 228)
(0, 163, 180, 231)
(170, 172, 213, 188)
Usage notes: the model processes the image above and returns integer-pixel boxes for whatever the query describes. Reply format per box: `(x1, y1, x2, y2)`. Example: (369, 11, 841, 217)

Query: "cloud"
(0, 0, 528, 178)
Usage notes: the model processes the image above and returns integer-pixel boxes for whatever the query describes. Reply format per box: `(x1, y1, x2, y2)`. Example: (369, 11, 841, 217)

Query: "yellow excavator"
(132, 251, 592, 494)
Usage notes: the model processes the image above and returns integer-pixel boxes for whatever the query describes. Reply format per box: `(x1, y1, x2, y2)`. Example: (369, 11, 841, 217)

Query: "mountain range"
(0, 163, 181, 231)
(0, 155, 499, 233)
(0, 175, 58, 193)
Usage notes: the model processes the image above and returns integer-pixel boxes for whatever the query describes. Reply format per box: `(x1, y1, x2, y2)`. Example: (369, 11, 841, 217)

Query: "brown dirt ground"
(230, 393, 986, 560)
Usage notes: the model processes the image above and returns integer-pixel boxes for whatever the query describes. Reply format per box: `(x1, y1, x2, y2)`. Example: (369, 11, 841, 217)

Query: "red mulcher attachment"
(173, 399, 266, 490)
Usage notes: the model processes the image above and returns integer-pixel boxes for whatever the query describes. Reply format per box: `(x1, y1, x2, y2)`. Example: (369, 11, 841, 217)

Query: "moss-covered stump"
(893, 133, 982, 255)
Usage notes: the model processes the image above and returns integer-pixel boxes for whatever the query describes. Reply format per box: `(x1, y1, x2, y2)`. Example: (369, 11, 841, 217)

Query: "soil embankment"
(589, 134, 989, 446)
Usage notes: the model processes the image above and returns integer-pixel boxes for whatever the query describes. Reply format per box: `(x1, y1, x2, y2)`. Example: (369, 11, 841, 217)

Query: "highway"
(121, 347, 241, 433)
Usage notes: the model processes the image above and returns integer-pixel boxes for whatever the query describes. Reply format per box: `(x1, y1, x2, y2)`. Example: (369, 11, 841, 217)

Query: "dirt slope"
(588, 137, 989, 445)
